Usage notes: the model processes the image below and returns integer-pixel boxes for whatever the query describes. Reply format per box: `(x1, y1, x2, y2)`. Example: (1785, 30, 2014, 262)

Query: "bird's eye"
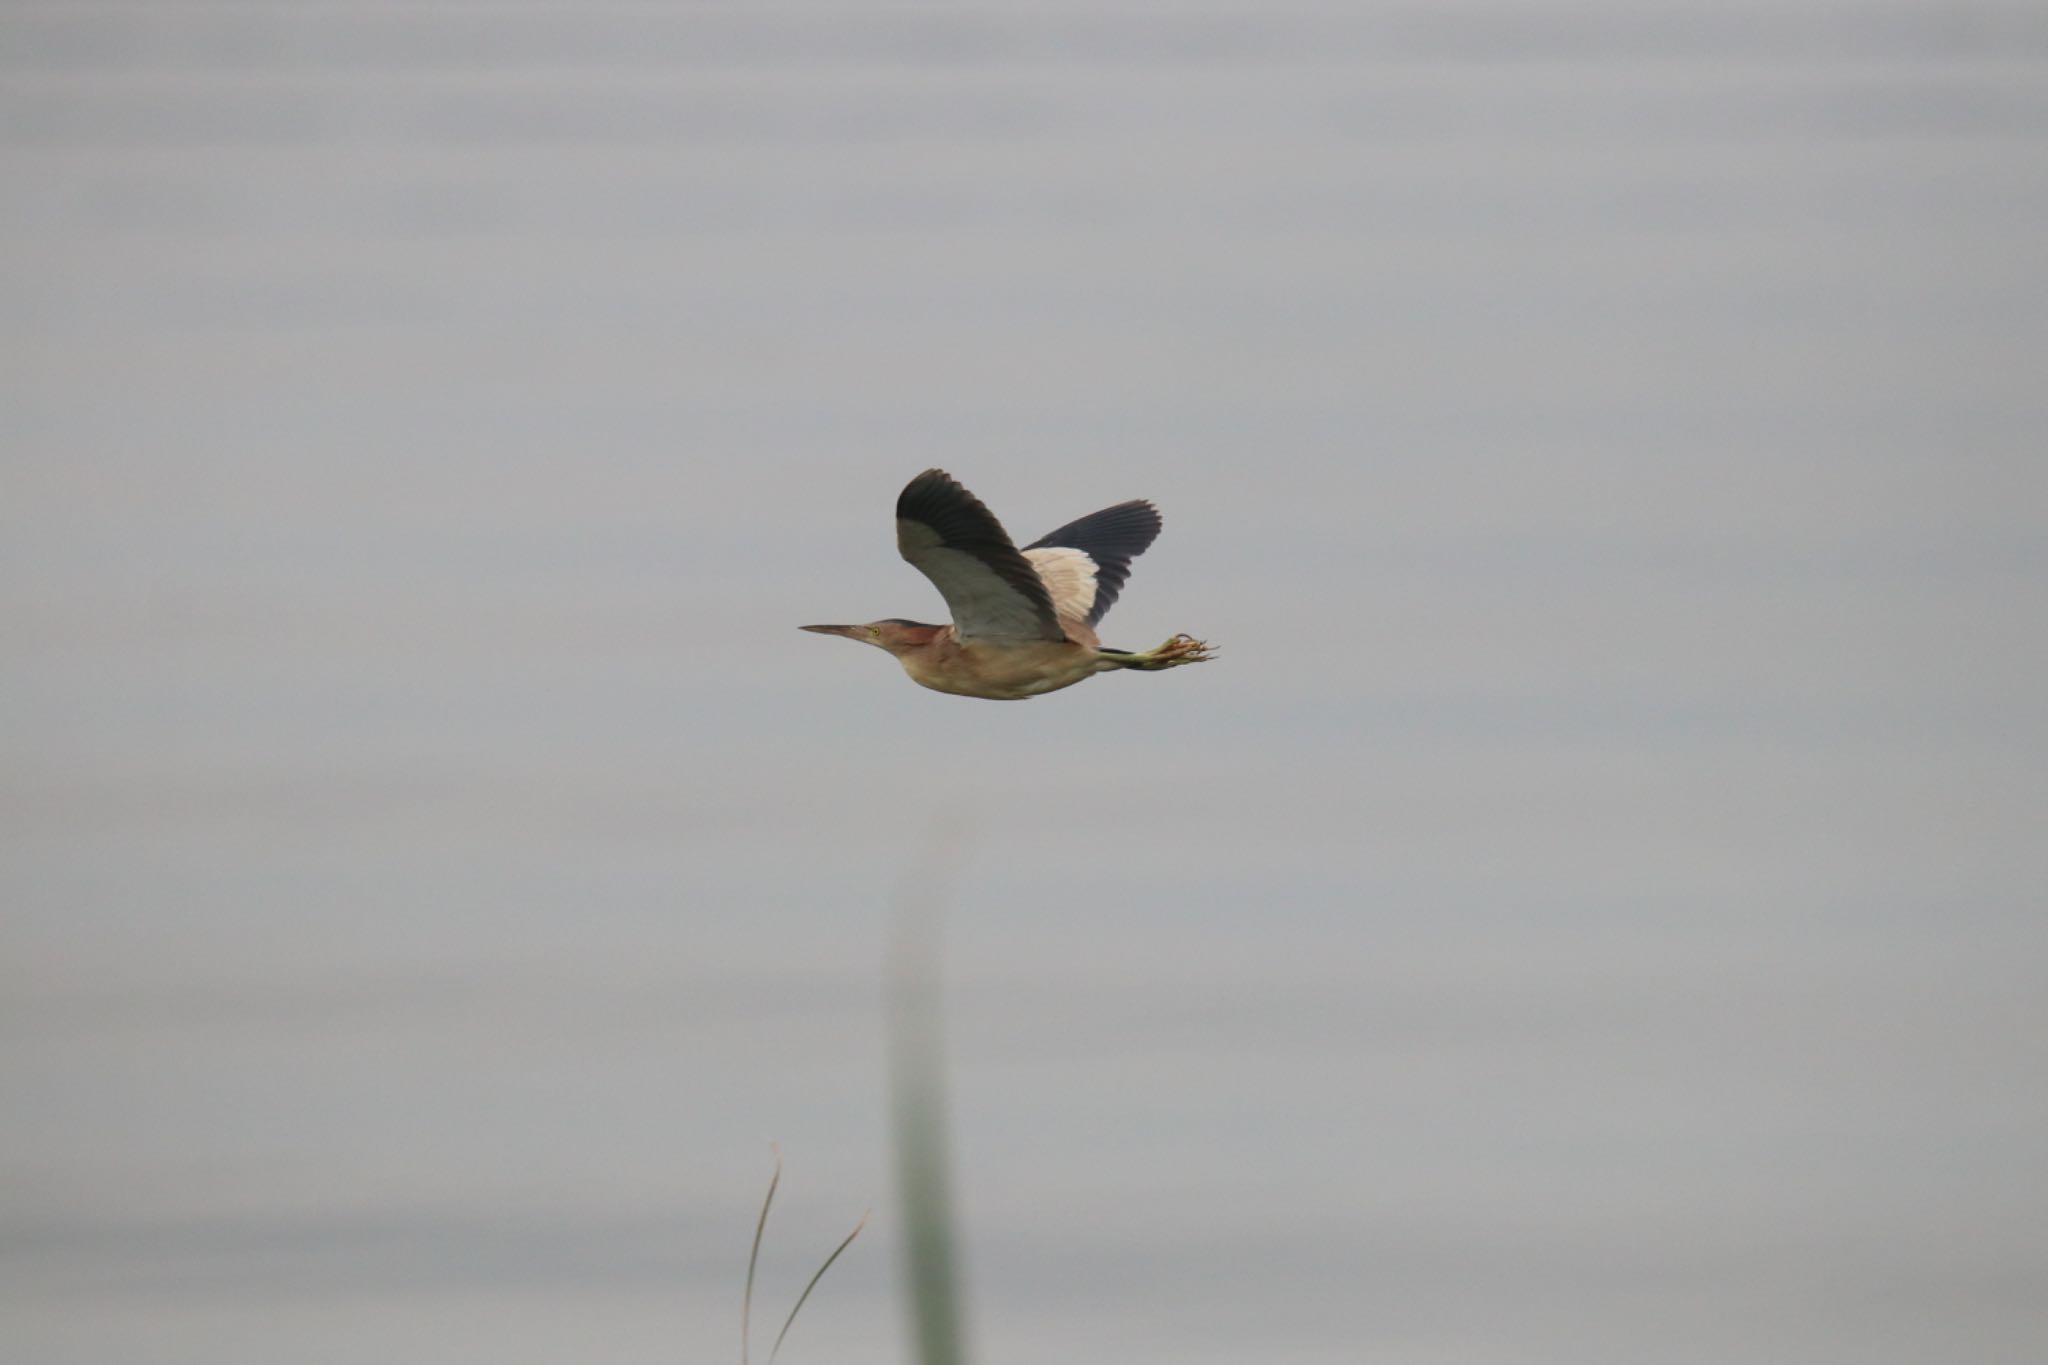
(867, 626, 882, 639)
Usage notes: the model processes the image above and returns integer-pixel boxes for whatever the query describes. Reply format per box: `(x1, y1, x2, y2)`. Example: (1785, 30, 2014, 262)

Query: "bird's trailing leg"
(1099, 633, 1216, 672)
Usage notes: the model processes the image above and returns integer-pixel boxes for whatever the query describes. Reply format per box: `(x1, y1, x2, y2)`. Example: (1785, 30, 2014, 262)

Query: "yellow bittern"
(802, 469, 1215, 700)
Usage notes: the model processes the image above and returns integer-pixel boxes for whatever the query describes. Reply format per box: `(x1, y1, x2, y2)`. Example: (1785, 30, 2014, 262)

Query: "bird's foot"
(1119, 633, 1216, 670)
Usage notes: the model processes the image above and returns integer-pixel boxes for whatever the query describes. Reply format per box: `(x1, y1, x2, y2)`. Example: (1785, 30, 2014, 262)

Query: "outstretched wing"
(1022, 499, 1162, 627)
(896, 469, 1064, 641)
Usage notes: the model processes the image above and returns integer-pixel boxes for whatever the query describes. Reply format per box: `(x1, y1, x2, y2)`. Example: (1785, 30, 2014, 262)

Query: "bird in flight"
(802, 468, 1215, 700)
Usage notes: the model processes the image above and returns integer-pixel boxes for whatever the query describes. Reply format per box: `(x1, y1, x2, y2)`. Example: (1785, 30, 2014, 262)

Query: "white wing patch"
(899, 519, 1065, 641)
(1024, 546, 1101, 625)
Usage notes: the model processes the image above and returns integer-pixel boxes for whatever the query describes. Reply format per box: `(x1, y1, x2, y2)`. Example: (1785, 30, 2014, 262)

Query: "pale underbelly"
(899, 640, 1101, 700)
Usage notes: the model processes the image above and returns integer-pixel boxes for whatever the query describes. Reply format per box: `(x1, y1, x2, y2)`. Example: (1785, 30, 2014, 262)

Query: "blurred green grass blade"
(889, 828, 973, 1365)
(893, 1053, 968, 1365)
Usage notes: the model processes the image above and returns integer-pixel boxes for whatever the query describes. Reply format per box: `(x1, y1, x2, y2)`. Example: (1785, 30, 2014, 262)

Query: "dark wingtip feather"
(1023, 499, 1161, 561)
(897, 469, 1010, 549)
(896, 468, 955, 520)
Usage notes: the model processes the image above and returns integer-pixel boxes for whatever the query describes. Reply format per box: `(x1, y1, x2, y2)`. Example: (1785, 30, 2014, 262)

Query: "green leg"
(1100, 633, 1216, 671)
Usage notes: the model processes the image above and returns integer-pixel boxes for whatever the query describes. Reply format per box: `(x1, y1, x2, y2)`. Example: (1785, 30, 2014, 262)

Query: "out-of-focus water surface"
(5, 4, 2046, 1362)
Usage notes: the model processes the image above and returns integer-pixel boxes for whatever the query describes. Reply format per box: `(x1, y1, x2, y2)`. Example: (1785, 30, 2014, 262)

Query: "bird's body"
(802, 469, 1213, 700)
(889, 628, 1104, 700)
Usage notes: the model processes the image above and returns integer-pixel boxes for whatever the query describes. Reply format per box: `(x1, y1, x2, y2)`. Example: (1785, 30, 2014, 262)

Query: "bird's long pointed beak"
(800, 624, 859, 637)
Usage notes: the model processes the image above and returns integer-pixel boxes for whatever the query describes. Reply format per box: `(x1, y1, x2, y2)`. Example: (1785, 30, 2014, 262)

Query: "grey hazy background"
(6, 4, 2046, 1363)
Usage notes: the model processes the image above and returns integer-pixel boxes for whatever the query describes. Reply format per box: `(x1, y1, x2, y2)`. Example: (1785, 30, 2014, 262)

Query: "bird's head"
(799, 619, 944, 655)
